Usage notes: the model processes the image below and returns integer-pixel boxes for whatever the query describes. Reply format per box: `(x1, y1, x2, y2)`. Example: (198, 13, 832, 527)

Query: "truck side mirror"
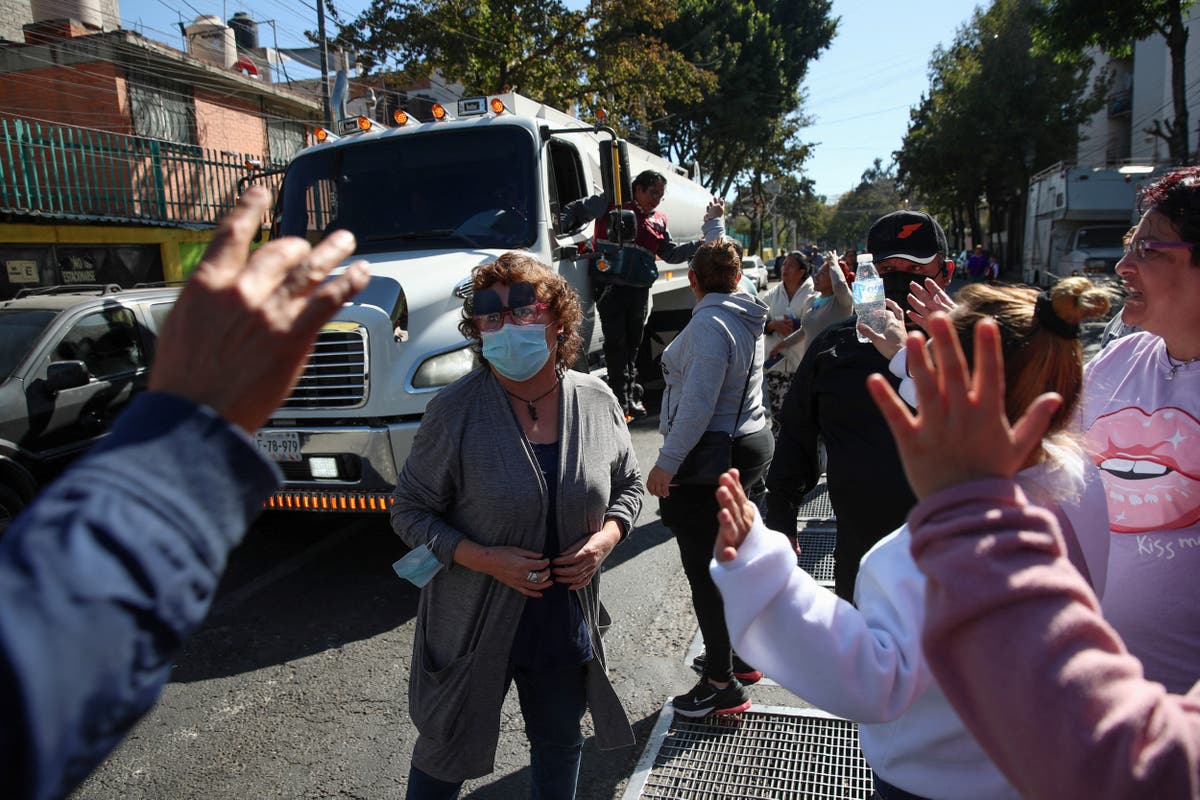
(46, 360, 90, 393)
(554, 243, 580, 261)
(608, 208, 636, 242)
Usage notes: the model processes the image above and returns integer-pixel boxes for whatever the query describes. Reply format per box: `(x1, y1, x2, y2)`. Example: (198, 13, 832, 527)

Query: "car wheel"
(0, 485, 25, 538)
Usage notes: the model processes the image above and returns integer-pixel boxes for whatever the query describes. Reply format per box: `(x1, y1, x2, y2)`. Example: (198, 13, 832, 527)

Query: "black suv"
(0, 285, 179, 531)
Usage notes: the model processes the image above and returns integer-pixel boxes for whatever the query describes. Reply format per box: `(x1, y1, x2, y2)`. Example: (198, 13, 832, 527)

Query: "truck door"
(547, 138, 601, 366)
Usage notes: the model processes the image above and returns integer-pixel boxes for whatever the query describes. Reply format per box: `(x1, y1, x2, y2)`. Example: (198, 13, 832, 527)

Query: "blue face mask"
(392, 544, 442, 587)
(481, 323, 552, 381)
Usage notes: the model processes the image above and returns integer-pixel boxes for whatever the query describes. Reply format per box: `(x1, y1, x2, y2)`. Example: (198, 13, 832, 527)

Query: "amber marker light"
(431, 103, 447, 120)
(393, 109, 409, 125)
(314, 128, 329, 143)
(490, 97, 506, 114)
(357, 116, 371, 131)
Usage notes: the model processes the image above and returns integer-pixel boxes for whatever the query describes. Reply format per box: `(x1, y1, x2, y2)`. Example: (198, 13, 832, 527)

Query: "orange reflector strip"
(262, 491, 391, 512)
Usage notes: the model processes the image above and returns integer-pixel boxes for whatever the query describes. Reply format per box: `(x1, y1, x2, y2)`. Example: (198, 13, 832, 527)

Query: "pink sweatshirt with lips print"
(1082, 331, 1200, 694)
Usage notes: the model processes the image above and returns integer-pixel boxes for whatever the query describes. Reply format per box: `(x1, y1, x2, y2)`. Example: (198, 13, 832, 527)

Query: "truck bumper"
(258, 421, 420, 512)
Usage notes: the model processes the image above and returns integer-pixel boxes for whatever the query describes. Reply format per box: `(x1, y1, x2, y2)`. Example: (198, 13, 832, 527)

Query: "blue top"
(0, 392, 279, 800)
(510, 440, 591, 669)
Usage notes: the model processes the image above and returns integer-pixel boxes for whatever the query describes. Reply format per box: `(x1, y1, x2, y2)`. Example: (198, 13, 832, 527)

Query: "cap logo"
(897, 223, 923, 239)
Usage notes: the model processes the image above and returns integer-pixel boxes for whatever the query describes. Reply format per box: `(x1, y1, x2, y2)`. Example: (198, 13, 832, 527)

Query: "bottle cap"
(856, 252, 874, 266)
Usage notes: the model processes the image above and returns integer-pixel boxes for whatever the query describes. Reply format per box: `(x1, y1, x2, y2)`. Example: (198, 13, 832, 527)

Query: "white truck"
(1022, 162, 1136, 287)
(253, 93, 711, 512)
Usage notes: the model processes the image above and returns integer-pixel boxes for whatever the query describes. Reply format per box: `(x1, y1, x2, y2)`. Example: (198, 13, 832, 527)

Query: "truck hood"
(270, 248, 501, 421)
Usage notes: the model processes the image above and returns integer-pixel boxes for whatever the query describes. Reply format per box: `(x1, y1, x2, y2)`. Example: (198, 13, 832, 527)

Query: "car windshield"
(1077, 227, 1126, 250)
(0, 309, 57, 380)
(277, 126, 538, 255)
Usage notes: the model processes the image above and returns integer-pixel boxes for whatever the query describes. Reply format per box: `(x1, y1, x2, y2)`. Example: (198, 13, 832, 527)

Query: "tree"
(648, 0, 837, 195)
(823, 159, 905, 250)
(1031, 0, 1198, 165)
(896, 0, 1098, 266)
(334, 0, 715, 135)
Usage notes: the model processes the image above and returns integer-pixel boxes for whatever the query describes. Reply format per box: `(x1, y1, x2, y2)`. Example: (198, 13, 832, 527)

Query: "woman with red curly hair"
(390, 253, 643, 799)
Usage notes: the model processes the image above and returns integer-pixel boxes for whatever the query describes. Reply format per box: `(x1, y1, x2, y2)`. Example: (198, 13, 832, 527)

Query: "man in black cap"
(765, 210, 951, 602)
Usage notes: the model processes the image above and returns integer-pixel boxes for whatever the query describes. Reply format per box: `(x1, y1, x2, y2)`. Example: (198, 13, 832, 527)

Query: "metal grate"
(626, 705, 873, 800)
(796, 481, 835, 522)
(797, 525, 837, 586)
(280, 327, 369, 409)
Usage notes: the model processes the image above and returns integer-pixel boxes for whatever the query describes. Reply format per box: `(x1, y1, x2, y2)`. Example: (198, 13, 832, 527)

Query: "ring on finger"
(526, 570, 540, 583)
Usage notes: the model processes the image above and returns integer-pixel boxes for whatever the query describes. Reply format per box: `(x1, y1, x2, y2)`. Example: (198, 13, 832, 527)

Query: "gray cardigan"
(390, 366, 643, 781)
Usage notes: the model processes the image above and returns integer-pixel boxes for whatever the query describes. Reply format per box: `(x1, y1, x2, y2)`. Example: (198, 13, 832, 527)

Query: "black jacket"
(765, 316, 916, 542)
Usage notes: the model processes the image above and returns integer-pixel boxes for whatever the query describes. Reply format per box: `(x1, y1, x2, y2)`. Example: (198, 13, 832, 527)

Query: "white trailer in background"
(1022, 162, 1138, 287)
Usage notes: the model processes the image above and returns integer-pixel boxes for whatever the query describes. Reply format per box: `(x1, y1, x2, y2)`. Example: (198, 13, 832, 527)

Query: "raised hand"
(714, 469, 757, 562)
(906, 277, 956, 332)
(864, 313, 1062, 500)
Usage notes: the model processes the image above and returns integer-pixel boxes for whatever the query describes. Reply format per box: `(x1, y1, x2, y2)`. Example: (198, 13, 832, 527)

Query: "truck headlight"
(412, 346, 478, 388)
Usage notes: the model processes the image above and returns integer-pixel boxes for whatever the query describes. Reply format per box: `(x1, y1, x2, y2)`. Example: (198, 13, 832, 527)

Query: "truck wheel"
(0, 485, 24, 538)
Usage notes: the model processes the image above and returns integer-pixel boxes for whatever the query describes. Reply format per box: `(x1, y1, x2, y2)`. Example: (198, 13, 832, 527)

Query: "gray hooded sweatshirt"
(656, 291, 769, 474)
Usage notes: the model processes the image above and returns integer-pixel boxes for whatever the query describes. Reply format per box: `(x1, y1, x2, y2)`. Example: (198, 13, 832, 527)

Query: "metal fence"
(0, 115, 283, 226)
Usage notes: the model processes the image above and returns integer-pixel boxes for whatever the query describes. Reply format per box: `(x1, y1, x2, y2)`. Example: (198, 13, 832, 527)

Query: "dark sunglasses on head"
(471, 282, 547, 332)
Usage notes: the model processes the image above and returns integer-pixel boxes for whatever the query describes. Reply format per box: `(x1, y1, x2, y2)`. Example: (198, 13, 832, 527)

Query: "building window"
(267, 118, 307, 166)
(128, 73, 196, 144)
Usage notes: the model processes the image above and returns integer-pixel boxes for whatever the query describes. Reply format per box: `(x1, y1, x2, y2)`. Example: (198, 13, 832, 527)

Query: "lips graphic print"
(1086, 406, 1200, 533)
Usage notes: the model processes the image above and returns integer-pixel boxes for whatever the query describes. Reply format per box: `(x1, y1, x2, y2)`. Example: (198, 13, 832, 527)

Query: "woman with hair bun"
(646, 238, 774, 718)
(706, 277, 1111, 800)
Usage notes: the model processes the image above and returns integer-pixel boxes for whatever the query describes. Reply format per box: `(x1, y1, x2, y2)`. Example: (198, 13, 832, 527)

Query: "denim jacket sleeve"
(0, 392, 278, 800)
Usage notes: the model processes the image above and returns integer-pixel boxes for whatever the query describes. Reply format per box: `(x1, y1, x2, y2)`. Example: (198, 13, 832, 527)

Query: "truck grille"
(280, 326, 368, 409)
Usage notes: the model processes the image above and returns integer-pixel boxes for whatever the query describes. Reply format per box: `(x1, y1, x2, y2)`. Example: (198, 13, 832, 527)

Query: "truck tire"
(0, 485, 24, 538)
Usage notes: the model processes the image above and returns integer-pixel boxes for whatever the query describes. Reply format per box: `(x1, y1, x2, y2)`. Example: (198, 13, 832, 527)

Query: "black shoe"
(672, 677, 751, 718)
(627, 399, 647, 419)
(691, 651, 764, 685)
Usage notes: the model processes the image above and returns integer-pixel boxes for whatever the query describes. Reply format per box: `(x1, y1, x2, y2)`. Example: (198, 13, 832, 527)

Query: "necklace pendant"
(527, 401, 538, 421)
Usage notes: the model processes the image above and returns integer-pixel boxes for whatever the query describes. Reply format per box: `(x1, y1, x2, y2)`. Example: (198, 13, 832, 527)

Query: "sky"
(117, 0, 983, 200)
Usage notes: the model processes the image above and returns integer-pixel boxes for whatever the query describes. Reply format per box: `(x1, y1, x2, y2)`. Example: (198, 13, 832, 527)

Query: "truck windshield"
(1076, 227, 1126, 250)
(277, 126, 538, 255)
(0, 309, 57, 381)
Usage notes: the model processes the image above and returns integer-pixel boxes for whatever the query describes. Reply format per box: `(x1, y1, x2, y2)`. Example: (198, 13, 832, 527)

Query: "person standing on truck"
(594, 170, 720, 421)
(390, 253, 643, 799)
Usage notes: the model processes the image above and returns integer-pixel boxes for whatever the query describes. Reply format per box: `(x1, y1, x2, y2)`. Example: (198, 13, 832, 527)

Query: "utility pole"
(316, 0, 331, 124)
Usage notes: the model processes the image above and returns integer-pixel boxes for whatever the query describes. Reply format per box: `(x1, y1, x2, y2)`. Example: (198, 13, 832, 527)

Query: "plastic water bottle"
(853, 252, 886, 343)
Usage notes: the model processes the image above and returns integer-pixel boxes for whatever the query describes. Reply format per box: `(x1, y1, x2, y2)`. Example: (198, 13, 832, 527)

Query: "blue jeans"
(406, 663, 588, 800)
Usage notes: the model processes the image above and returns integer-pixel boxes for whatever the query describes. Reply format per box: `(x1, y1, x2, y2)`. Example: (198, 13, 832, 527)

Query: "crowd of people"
(3, 165, 1198, 800)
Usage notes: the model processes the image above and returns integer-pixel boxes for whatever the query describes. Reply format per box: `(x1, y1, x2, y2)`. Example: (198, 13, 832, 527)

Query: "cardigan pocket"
(408, 640, 477, 743)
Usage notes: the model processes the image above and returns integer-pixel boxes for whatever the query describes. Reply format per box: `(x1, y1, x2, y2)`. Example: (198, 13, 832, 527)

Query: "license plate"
(255, 430, 302, 462)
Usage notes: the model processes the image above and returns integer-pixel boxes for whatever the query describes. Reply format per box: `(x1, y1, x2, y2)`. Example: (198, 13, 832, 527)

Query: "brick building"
(0, 10, 321, 298)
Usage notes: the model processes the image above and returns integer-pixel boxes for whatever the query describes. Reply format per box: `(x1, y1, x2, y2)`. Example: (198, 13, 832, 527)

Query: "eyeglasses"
(1124, 239, 1194, 259)
(472, 303, 548, 332)
(471, 282, 548, 332)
